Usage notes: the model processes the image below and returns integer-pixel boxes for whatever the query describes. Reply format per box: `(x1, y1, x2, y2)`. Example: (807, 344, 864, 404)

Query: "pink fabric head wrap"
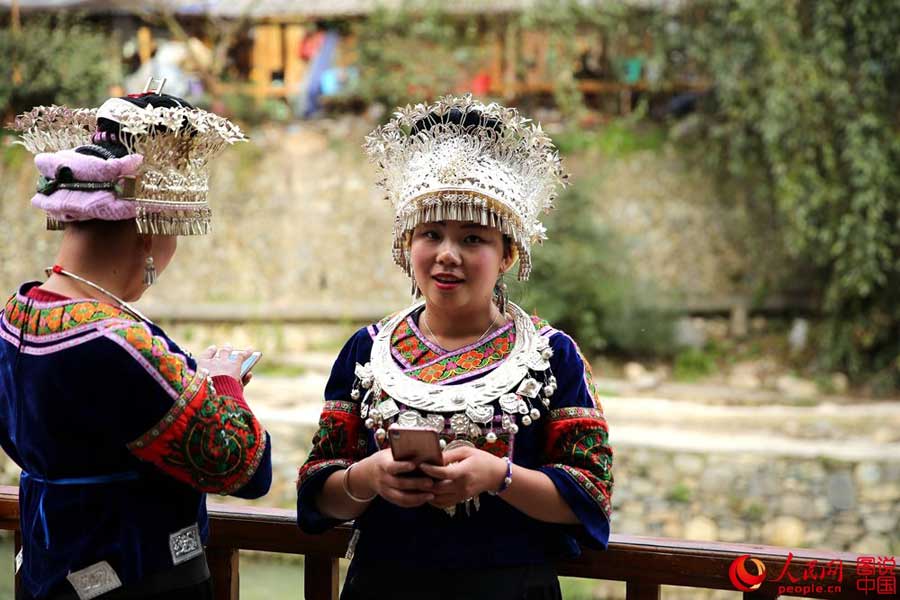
(30, 151, 143, 223)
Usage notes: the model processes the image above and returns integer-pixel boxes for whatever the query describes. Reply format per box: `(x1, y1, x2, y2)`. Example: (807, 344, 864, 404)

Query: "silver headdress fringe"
(365, 93, 567, 280)
(15, 102, 245, 235)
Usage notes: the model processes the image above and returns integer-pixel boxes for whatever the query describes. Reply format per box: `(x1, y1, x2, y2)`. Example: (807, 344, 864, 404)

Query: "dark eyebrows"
(461, 223, 490, 230)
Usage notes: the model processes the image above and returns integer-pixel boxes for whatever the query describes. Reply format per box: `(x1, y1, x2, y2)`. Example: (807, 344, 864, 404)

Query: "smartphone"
(388, 424, 443, 468)
(239, 351, 262, 378)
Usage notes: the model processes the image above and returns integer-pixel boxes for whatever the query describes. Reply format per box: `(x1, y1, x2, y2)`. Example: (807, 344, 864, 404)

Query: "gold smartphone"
(388, 424, 443, 467)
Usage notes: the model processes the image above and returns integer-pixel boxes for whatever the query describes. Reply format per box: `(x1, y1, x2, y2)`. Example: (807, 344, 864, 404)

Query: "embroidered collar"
(366, 301, 551, 414)
(391, 309, 517, 383)
(3, 283, 135, 337)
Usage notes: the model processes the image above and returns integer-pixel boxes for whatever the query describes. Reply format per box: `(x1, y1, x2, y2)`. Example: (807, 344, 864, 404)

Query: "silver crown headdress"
(364, 94, 567, 280)
(15, 89, 245, 235)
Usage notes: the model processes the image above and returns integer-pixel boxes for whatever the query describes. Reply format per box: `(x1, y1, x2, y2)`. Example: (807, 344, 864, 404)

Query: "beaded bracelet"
(342, 463, 377, 503)
(488, 457, 513, 496)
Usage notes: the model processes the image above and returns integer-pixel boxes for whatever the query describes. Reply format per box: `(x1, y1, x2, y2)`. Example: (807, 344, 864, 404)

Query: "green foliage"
(511, 182, 676, 357)
(666, 482, 692, 503)
(352, 1, 486, 109)
(660, 0, 900, 385)
(0, 15, 117, 116)
(673, 348, 717, 382)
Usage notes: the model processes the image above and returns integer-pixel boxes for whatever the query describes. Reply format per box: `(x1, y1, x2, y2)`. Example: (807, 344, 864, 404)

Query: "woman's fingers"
(201, 345, 217, 359)
(387, 474, 434, 492)
(384, 460, 417, 476)
(418, 462, 453, 479)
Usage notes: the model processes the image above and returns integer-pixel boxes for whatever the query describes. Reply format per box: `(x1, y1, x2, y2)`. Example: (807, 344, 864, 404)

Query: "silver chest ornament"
(357, 302, 556, 442)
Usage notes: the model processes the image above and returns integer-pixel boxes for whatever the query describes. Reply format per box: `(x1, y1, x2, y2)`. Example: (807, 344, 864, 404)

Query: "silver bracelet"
(342, 462, 377, 503)
(488, 457, 513, 496)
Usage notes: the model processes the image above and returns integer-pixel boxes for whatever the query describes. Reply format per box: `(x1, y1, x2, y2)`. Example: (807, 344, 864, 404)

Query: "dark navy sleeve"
(536, 330, 613, 549)
(296, 327, 373, 534)
(97, 321, 271, 498)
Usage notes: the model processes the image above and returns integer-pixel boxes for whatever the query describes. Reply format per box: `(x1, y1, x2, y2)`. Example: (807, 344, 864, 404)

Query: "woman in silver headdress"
(0, 90, 272, 599)
(297, 95, 613, 599)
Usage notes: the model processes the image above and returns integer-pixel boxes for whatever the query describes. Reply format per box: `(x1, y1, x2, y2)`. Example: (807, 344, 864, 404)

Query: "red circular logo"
(729, 554, 767, 592)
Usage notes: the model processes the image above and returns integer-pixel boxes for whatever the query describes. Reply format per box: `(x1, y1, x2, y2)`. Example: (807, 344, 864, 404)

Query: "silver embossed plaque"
(169, 523, 204, 566)
(66, 561, 122, 600)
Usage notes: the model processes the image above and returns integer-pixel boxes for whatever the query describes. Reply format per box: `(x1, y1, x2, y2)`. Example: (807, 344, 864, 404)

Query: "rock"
(788, 318, 809, 354)
(674, 317, 706, 349)
(728, 363, 763, 390)
(764, 516, 806, 547)
(827, 471, 856, 511)
(830, 373, 849, 394)
(780, 495, 809, 517)
(855, 463, 881, 485)
(624, 362, 647, 382)
(851, 535, 892, 555)
(775, 374, 819, 398)
(863, 513, 897, 534)
(684, 516, 719, 541)
(673, 454, 705, 476)
(750, 316, 767, 332)
(859, 483, 900, 502)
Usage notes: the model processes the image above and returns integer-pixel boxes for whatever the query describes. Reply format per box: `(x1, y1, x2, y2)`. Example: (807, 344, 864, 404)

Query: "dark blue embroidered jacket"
(297, 311, 612, 573)
(0, 282, 272, 598)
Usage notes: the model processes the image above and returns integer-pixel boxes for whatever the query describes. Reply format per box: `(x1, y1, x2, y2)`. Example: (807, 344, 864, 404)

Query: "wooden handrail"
(0, 486, 891, 599)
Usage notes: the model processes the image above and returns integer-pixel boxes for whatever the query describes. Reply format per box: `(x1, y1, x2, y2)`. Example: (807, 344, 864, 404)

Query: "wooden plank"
(207, 546, 240, 600)
(626, 581, 661, 599)
(0, 488, 893, 600)
(304, 555, 339, 600)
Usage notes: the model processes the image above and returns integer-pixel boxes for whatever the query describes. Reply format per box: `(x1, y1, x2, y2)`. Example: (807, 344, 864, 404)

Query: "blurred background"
(0, 0, 898, 598)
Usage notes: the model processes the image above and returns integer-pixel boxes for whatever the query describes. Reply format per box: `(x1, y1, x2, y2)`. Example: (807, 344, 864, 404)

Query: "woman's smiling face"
(410, 220, 513, 313)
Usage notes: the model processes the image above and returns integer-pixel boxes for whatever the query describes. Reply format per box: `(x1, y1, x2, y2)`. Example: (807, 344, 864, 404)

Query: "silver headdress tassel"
(15, 96, 245, 236)
(364, 94, 568, 281)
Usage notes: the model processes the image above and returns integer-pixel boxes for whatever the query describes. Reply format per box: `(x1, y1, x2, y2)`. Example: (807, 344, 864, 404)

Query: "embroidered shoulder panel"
(3, 295, 135, 336)
(530, 314, 551, 332)
(129, 378, 267, 495)
(101, 321, 194, 399)
(542, 408, 613, 520)
(297, 404, 367, 488)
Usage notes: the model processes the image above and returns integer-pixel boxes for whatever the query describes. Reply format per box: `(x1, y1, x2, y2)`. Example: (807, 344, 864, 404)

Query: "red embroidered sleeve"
(105, 322, 267, 495)
(542, 407, 614, 520)
(297, 400, 367, 488)
(128, 374, 268, 494)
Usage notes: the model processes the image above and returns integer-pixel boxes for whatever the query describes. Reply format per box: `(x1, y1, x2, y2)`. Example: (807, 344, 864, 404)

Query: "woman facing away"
(297, 95, 613, 599)
(0, 90, 272, 599)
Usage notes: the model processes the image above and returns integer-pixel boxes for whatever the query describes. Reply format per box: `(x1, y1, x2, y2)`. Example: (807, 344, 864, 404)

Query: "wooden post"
(207, 546, 240, 600)
(304, 555, 339, 600)
(626, 581, 661, 599)
(138, 26, 153, 66)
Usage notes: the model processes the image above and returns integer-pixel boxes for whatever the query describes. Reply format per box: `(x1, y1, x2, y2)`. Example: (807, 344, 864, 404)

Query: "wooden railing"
(0, 486, 886, 599)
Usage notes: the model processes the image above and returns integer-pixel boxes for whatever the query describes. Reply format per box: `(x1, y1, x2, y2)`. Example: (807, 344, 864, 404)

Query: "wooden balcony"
(0, 485, 887, 599)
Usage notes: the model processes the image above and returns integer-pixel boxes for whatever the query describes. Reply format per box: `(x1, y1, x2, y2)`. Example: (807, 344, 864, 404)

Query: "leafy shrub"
(510, 181, 676, 357)
(0, 15, 117, 116)
(661, 0, 900, 386)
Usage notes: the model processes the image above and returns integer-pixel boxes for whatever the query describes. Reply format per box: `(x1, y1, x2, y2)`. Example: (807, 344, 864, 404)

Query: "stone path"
(244, 361, 900, 463)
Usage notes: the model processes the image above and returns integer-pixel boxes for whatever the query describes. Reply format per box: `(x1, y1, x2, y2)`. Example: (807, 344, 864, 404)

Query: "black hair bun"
(76, 93, 194, 160)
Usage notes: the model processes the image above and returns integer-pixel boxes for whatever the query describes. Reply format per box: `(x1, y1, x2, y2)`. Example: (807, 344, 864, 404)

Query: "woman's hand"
(195, 344, 252, 383)
(354, 449, 435, 508)
(418, 446, 507, 508)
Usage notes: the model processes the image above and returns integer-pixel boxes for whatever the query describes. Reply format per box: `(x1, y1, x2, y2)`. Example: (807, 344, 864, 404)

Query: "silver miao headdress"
(364, 94, 567, 280)
(14, 80, 245, 235)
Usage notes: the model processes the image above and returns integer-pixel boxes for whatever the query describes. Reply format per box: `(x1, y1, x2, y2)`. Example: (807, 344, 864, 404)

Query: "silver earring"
(493, 273, 508, 315)
(409, 267, 421, 302)
(143, 256, 157, 286)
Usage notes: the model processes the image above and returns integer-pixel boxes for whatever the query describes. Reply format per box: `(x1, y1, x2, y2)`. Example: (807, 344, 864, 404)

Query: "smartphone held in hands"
(239, 351, 262, 378)
(388, 424, 443, 467)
